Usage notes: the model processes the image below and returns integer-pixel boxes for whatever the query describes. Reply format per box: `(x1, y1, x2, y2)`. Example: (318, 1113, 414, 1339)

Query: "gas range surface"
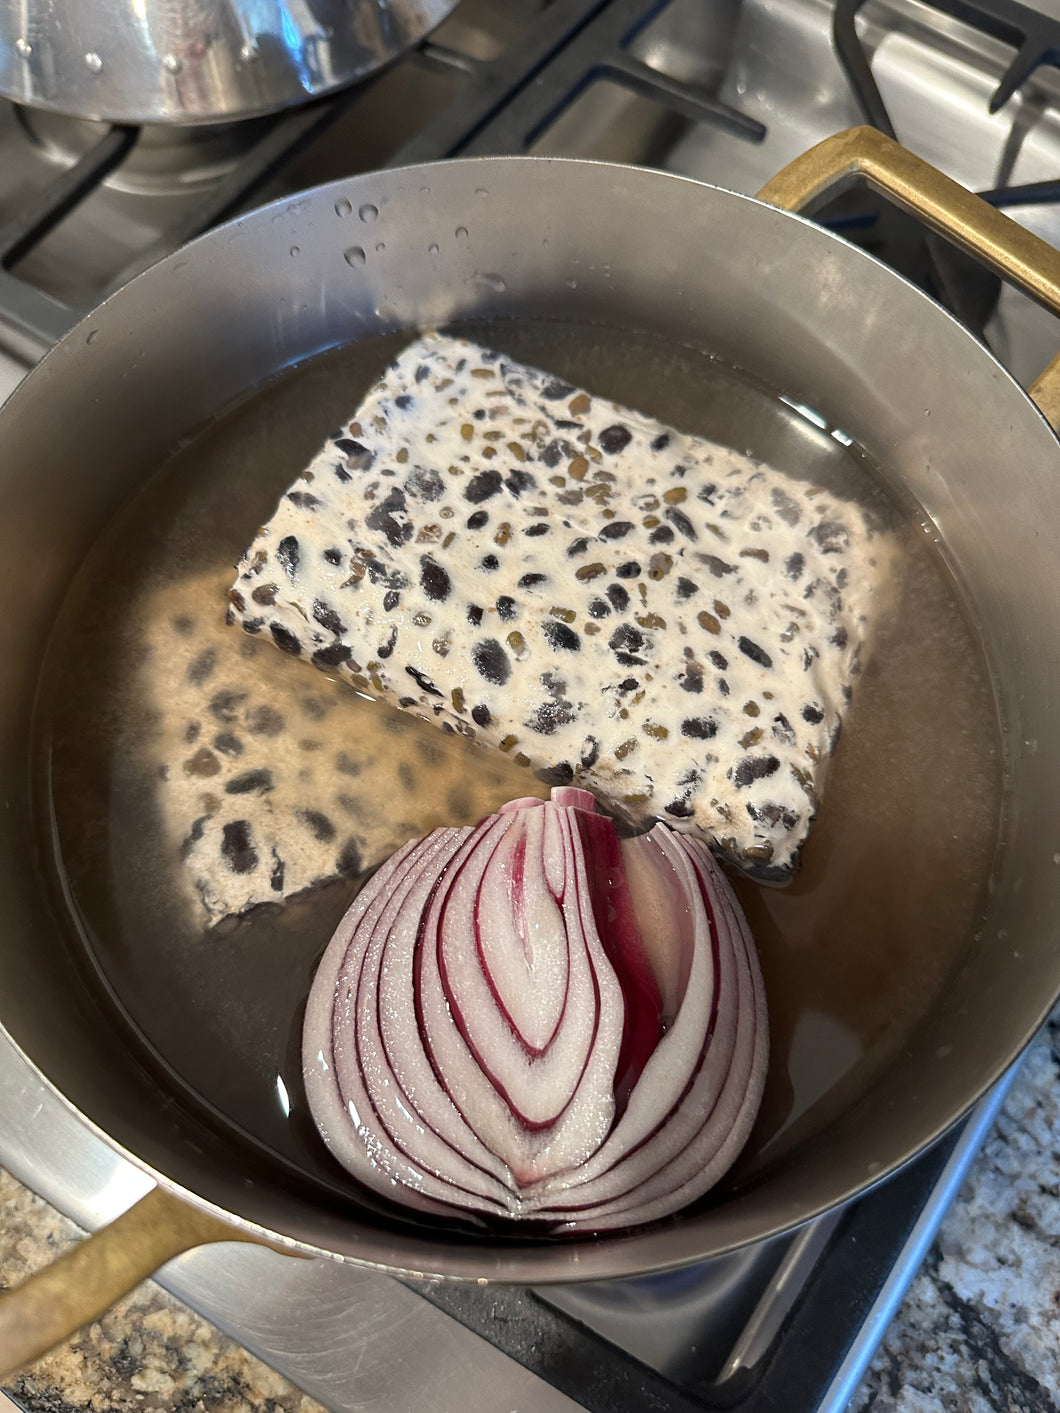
(0, 1, 1055, 1408)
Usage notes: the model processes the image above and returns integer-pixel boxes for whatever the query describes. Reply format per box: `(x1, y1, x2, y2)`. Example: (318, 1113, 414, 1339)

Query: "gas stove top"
(0, 0, 1056, 1408)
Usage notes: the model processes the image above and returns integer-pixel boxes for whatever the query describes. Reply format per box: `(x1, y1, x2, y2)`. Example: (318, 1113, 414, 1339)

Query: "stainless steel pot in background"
(0, 0, 461, 124)
(2, 127, 1060, 1371)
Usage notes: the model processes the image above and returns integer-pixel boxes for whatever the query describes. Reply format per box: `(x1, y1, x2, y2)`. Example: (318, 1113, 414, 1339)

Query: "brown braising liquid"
(33, 319, 1002, 1207)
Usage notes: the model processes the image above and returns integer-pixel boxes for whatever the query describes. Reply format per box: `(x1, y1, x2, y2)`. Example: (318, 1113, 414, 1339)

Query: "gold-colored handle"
(756, 125, 1060, 431)
(0, 1186, 264, 1379)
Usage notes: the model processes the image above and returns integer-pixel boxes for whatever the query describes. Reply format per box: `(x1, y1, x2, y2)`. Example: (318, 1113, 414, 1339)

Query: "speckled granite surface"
(849, 1011, 1060, 1413)
(0, 1175, 324, 1413)
(2, 1011, 1058, 1413)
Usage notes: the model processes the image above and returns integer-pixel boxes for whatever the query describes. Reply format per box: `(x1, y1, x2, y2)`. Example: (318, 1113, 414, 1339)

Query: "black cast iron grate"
(829, 0, 1060, 335)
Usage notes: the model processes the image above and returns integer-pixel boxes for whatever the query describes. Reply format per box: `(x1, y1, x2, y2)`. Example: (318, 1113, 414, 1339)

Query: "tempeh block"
(229, 333, 895, 877)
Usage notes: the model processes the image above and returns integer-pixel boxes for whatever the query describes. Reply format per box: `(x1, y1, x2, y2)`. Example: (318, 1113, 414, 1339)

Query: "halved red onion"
(302, 788, 768, 1232)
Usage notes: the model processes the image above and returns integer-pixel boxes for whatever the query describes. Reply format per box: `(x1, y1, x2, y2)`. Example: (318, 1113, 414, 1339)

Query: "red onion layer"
(302, 788, 768, 1233)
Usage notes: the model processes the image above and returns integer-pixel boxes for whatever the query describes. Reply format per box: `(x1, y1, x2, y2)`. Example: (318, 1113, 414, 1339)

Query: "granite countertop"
(2, 1010, 1058, 1413)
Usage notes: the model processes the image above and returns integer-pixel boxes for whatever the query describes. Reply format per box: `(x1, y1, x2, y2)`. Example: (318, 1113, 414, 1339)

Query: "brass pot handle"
(0, 1186, 268, 1379)
(756, 125, 1060, 431)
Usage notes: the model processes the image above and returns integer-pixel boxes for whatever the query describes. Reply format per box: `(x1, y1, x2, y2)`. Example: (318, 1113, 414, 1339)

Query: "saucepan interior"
(1, 157, 1058, 1284)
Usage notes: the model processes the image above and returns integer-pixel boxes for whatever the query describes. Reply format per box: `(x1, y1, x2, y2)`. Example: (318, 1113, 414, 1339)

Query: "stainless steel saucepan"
(2, 127, 1060, 1374)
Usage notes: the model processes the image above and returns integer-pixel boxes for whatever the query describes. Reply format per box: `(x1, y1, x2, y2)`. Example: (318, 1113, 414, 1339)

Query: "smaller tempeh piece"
(229, 333, 895, 878)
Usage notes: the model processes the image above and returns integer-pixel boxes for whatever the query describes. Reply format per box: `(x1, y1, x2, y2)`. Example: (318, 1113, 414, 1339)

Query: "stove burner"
(14, 105, 277, 195)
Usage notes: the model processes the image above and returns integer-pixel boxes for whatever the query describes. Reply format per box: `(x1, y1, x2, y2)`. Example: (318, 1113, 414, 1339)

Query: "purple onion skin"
(302, 788, 768, 1234)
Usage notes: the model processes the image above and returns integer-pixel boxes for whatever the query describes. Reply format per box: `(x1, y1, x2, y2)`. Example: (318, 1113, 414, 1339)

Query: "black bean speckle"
(299, 809, 336, 843)
(732, 755, 781, 787)
(738, 636, 773, 669)
(270, 624, 302, 656)
(651, 433, 671, 452)
(616, 562, 640, 579)
(276, 535, 300, 578)
(180, 816, 207, 862)
(467, 604, 484, 626)
(785, 552, 805, 580)
(338, 839, 363, 877)
(187, 648, 217, 686)
(542, 621, 580, 652)
(323, 547, 343, 565)
(527, 700, 576, 734)
(313, 599, 346, 635)
(773, 713, 797, 745)
(472, 639, 511, 685)
(406, 665, 443, 697)
(383, 589, 401, 612)
(519, 572, 547, 589)
(465, 469, 504, 503)
(209, 689, 246, 723)
(312, 643, 352, 669)
(406, 465, 444, 502)
(567, 537, 591, 557)
(617, 677, 639, 693)
(535, 761, 575, 785)
(599, 425, 632, 454)
(335, 437, 371, 468)
(664, 799, 695, 818)
(467, 510, 489, 530)
(395, 393, 414, 410)
(599, 520, 634, 540)
(505, 469, 536, 497)
(480, 554, 500, 572)
(472, 703, 491, 727)
(809, 519, 850, 554)
(421, 557, 452, 602)
(525, 522, 550, 537)
(606, 583, 630, 611)
(702, 554, 736, 578)
(247, 704, 284, 735)
(682, 717, 717, 739)
(665, 507, 696, 540)
(378, 624, 398, 659)
(226, 768, 274, 795)
(680, 665, 703, 693)
(676, 577, 699, 599)
(221, 820, 258, 874)
(609, 623, 645, 659)
(709, 650, 728, 670)
(588, 597, 611, 619)
(649, 525, 675, 545)
(801, 703, 824, 724)
(581, 735, 600, 768)
(542, 379, 574, 400)
(270, 853, 285, 892)
(366, 487, 413, 547)
(497, 596, 517, 621)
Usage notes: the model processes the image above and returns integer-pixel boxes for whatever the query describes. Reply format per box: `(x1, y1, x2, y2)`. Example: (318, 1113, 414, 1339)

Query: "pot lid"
(0, 0, 460, 125)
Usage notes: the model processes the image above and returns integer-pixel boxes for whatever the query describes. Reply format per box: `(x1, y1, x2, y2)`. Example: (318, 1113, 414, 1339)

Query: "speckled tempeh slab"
(145, 570, 531, 926)
(229, 333, 895, 876)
